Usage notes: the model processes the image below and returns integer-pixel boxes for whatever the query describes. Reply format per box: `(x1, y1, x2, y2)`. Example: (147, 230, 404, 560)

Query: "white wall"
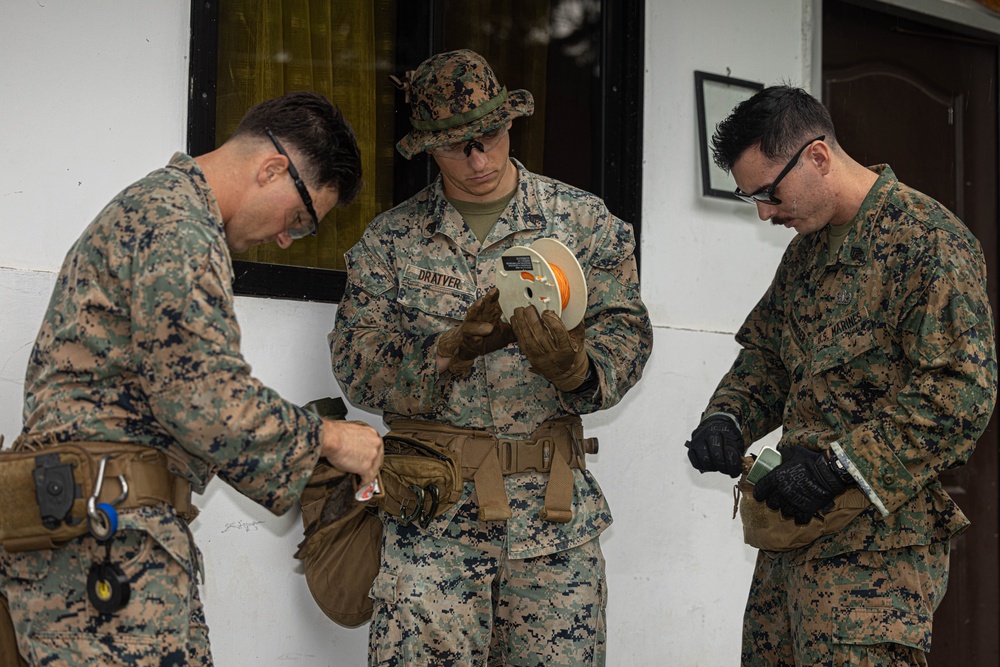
(0, 0, 973, 665)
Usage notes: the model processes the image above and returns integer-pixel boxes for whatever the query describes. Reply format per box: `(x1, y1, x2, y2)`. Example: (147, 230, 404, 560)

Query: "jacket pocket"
(397, 264, 476, 333)
(831, 550, 933, 652)
(812, 316, 902, 419)
(812, 309, 880, 375)
(368, 570, 403, 665)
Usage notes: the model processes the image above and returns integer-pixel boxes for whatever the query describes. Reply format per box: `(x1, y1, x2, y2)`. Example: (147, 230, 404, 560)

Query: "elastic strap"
(410, 88, 508, 131)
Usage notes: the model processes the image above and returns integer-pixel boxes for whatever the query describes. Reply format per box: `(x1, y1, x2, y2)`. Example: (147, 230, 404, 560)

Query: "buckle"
(498, 440, 514, 474)
(496, 438, 554, 475)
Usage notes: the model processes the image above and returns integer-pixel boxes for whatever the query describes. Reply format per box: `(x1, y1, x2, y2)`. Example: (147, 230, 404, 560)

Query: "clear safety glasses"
(430, 125, 508, 160)
(265, 127, 319, 238)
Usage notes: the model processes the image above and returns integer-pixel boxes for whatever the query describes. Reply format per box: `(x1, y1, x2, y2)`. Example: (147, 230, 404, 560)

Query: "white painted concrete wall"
(0, 0, 979, 664)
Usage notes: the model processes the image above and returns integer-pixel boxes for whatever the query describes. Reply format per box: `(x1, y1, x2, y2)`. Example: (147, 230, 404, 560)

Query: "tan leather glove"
(510, 306, 589, 391)
(437, 288, 515, 378)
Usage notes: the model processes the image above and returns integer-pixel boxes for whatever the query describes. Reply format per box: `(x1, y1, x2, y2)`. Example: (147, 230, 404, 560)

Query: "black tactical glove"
(753, 445, 852, 525)
(684, 414, 745, 478)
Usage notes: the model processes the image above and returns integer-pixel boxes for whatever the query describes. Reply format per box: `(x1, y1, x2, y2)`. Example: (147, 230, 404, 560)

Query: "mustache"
(770, 217, 792, 226)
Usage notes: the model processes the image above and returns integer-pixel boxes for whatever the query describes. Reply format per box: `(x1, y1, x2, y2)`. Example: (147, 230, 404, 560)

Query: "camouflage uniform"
(0, 153, 323, 665)
(331, 158, 652, 665)
(704, 166, 997, 665)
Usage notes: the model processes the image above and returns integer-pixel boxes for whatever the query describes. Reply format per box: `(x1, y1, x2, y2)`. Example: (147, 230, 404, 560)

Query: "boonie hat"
(394, 49, 534, 160)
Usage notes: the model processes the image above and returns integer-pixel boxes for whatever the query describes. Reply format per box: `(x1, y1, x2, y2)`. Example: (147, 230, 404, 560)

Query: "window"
(188, 0, 643, 302)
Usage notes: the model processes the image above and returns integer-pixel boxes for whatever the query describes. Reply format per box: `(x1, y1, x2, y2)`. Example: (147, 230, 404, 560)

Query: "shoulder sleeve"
(562, 204, 653, 412)
(132, 219, 320, 514)
(345, 234, 395, 298)
(704, 246, 798, 444)
(840, 221, 996, 515)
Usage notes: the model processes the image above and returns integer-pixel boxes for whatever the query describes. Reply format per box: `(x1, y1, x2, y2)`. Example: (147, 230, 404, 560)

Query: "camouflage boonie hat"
(394, 49, 534, 160)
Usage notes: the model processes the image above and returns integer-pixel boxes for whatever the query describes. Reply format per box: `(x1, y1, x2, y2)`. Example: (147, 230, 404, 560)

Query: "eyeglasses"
(430, 125, 508, 160)
(734, 135, 825, 205)
(265, 127, 319, 238)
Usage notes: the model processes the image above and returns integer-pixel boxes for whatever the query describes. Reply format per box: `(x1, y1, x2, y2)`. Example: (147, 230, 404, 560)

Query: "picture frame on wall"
(695, 71, 764, 199)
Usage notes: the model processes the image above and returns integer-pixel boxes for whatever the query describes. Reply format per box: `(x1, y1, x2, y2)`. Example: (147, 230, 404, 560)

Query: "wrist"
(319, 419, 343, 462)
(568, 357, 597, 394)
(703, 412, 741, 434)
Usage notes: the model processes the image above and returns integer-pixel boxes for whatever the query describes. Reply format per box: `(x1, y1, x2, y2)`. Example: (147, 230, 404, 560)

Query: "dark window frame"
(187, 0, 644, 303)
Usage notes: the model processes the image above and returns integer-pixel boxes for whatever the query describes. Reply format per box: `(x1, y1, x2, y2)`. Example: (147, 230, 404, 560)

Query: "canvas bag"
(295, 460, 382, 628)
(294, 400, 463, 628)
(294, 397, 381, 628)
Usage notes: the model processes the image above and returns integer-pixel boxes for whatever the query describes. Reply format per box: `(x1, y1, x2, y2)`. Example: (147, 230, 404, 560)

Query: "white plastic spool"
(496, 238, 586, 329)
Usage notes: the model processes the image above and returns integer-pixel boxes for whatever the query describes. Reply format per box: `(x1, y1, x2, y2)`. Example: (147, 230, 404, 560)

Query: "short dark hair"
(232, 91, 363, 206)
(710, 85, 836, 173)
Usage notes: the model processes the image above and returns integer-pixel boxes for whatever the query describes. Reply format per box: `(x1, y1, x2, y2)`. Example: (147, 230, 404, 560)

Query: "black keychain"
(87, 536, 131, 614)
(85, 456, 131, 615)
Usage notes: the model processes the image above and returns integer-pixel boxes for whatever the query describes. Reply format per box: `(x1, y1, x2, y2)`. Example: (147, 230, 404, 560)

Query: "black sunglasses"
(734, 135, 825, 205)
(264, 127, 320, 236)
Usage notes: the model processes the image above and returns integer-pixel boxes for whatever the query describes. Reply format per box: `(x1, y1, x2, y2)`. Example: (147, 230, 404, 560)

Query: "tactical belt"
(385, 416, 598, 523)
(0, 441, 197, 552)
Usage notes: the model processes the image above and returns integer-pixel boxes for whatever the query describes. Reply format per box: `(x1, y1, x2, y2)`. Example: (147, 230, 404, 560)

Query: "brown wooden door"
(823, 2, 999, 665)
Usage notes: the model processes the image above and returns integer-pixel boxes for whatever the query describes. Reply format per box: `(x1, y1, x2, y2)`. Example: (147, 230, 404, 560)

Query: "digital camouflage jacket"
(706, 165, 997, 560)
(330, 159, 652, 558)
(19, 153, 322, 515)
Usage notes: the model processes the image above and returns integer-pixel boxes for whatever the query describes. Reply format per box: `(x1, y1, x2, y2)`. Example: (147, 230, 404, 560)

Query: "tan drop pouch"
(735, 464, 870, 552)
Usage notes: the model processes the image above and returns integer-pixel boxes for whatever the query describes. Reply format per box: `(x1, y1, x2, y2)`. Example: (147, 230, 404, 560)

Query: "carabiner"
(399, 484, 425, 526)
(418, 484, 440, 529)
(87, 456, 129, 541)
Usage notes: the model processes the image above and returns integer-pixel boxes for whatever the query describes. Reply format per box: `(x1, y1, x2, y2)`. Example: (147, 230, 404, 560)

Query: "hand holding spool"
(497, 239, 591, 391)
(495, 238, 586, 329)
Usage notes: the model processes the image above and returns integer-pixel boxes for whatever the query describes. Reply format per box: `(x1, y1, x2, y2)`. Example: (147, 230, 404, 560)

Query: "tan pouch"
(295, 397, 384, 628)
(295, 461, 382, 628)
(376, 433, 463, 527)
(0, 445, 94, 549)
(735, 457, 869, 552)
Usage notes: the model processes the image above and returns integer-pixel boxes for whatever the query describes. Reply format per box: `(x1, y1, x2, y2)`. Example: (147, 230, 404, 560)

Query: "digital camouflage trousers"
(369, 505, 607, 666)
(743, 542, 950, 667)
(0, 513, 211, 666)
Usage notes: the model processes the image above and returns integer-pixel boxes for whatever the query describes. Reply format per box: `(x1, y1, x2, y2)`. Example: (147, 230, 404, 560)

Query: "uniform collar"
(418, 158, 546, 250)
(822, 164, 896, 267)
(166, 152, 226, 237)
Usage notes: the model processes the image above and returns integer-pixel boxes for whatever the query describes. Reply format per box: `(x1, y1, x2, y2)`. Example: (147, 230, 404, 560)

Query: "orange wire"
(550, 263, 570, 310)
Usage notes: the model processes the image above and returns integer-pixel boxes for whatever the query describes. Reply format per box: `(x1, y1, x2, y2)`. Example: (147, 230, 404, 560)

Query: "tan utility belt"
(0, 441, 197, 552)
(385, 416, 598, 523)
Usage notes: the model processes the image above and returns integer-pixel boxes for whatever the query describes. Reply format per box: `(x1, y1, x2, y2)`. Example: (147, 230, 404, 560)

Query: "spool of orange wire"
(496, 238, 586, 328)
